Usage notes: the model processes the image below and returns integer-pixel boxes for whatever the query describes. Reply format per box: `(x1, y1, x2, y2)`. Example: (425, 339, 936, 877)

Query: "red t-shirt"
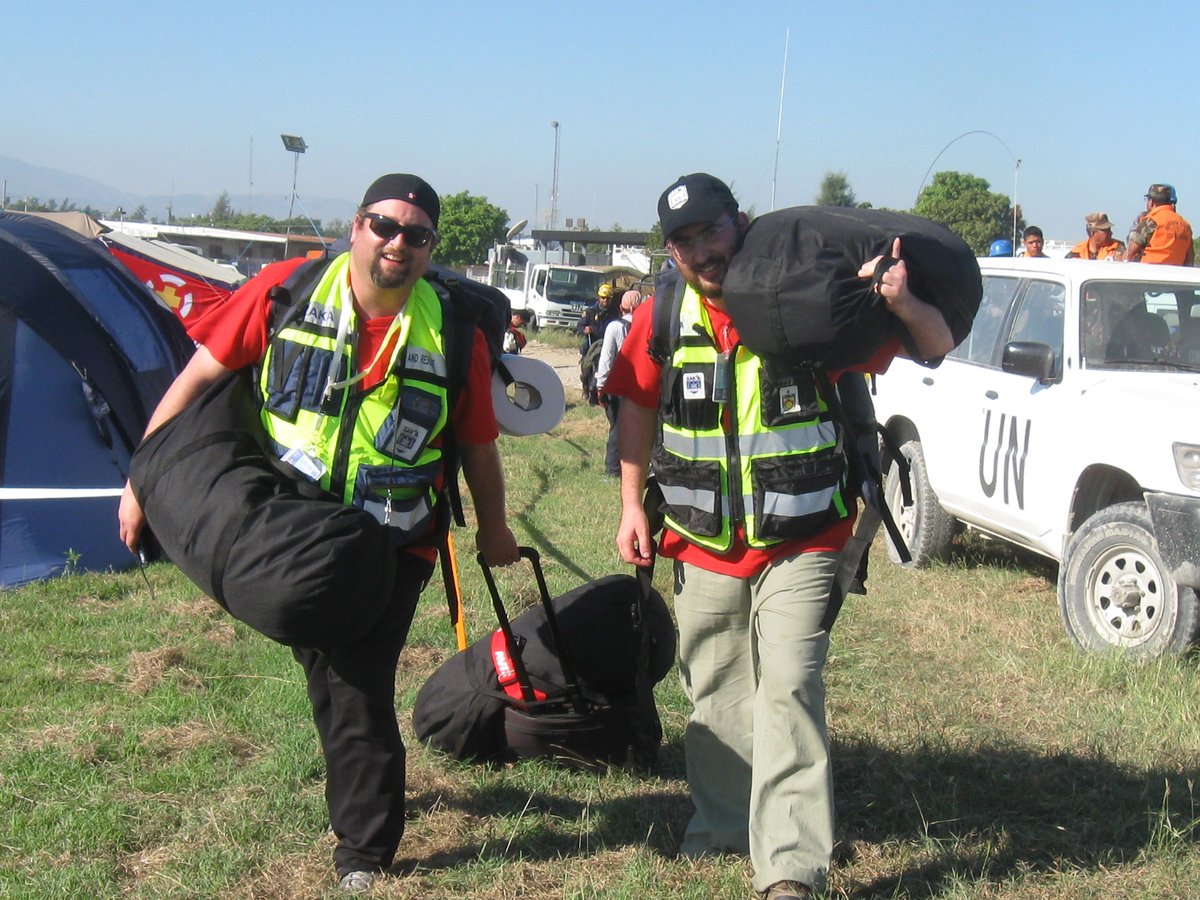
(605, 294, 900, 578)
(191, 257, 500, 562)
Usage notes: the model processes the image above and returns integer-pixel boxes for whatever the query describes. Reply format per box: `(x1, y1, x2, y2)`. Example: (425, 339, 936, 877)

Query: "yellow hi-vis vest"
(650, 284, 850, 551)
(258, 253, 451, 543)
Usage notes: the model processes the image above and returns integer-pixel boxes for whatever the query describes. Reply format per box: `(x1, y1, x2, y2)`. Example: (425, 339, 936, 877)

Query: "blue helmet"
(988, 238, 1014, 257)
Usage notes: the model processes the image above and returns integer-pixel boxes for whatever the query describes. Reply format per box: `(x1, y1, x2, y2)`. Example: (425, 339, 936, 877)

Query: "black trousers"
(291, 553, 433, 877)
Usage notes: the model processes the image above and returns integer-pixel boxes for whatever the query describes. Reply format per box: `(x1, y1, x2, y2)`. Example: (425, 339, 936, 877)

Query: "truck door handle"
(985, 390, 999, 400)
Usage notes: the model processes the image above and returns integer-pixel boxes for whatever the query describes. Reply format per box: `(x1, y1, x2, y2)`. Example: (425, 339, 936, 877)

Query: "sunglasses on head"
(360, 212, 435, 248)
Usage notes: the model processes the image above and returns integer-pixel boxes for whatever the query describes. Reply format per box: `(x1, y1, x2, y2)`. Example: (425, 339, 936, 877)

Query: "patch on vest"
(780, 384, 800, 414)
(393, 421, 430, 462)
(683, 371, 706, 400)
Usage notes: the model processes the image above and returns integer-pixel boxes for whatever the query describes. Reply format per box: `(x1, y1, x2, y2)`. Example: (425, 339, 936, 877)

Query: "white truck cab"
(521, 264, 640, 330)
(872, 257, 1200, 657)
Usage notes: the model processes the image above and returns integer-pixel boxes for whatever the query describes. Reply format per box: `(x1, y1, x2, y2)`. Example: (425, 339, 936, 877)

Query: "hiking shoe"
(760, 881, 812, 900)
(338, 870, 377, 893)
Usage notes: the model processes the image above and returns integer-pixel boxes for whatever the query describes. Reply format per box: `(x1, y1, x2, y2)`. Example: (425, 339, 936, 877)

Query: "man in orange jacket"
(1126, 184, 1194, 265)
(1065, 212, 1126, 260)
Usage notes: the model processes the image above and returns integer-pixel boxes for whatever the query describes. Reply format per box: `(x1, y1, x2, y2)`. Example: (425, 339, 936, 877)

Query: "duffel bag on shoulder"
(722, 206, 982, 368)
(127, 372, 396, 649)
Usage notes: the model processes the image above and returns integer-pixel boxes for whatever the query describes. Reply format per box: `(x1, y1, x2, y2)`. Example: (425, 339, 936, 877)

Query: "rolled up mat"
(128, 373, 395, 648)
(491, 354, 566, 436)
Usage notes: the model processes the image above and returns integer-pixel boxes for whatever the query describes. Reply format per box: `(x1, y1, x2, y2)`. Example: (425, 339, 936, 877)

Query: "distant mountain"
(0, 154, 356, 226)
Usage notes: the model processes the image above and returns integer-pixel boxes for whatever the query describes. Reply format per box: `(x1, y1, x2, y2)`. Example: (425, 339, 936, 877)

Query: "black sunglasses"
(360, 212, 436, 248)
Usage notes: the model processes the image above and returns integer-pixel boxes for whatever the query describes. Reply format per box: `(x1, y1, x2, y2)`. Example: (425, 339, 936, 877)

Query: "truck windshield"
(546, 269, 603, 303)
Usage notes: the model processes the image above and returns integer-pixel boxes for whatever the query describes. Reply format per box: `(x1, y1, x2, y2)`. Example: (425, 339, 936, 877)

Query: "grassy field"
(1, 396, 1197, 899)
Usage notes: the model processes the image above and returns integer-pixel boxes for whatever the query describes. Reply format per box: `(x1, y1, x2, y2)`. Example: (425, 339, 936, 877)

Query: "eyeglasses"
(667, 217, 735, 256)
(360, 212, 436, 248)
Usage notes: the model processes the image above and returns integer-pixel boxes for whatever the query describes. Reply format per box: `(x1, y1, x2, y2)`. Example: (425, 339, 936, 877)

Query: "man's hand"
(858, 237, 955, 360)
(858, 237, 917, 314)
(118, 481, 145, 555)
(476, 522, 520, 567)
(616, 504, 654, 567)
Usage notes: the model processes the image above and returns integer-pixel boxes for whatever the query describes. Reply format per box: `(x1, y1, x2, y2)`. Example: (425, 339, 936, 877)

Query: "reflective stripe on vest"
(259, 252, 451, 543)
(652, 284, 849, 551)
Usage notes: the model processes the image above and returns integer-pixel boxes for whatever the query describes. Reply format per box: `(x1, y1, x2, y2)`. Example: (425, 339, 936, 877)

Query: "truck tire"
(1058, 502, 1200, 657)
(884, 438, 955, 566)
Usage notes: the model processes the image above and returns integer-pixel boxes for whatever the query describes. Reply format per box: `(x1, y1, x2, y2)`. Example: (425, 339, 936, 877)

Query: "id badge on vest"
(280, 445, 328, 482)
(711, 350, 733, 404)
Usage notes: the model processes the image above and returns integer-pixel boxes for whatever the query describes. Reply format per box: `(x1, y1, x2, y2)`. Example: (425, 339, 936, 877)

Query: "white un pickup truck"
(872, 257, 1200, 657)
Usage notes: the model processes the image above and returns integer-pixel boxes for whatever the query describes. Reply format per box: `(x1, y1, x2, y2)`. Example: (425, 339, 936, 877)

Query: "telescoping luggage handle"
(476, 547, 588, 715)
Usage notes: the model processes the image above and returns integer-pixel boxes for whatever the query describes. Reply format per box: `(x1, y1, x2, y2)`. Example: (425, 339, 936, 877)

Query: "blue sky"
(4, 1, 1198, 242)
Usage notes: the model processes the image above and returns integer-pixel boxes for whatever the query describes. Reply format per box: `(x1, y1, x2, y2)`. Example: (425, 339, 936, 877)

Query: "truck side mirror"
(1002, 341, 1058, 383)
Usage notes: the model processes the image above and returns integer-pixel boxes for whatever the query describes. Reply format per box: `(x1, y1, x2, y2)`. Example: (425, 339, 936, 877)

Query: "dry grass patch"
(125, 646, 204, 694)
(139, 721, 260, 760)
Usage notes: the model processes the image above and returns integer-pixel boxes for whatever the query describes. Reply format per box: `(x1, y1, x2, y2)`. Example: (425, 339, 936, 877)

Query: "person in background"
(594, 288, 642, 477)
(503, 308, 529, 354)
(1019, 225, 1048, 257)
(1065, 213, 1125, 260)
(606, 173, 953, 900)
(577, 282, 617, 353)
(988, 238, 1014, 257)
(118, 173, 519, 893)
(1125, 183, 1194, 265)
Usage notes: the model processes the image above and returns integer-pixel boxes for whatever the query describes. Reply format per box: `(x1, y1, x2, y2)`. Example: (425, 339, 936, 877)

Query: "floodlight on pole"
(914, 129, 1021, 248)
(280, 134, 307, 251)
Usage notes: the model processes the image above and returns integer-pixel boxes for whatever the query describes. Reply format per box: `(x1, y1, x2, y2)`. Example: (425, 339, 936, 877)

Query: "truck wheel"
(528, 314, 540, 332)
(884, 439, 955, 566)
(1058, 502, 1200, 657)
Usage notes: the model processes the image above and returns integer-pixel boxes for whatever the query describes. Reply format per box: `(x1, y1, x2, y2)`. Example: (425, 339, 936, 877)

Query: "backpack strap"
(265, 256, 334, 335)
(814, 369, 912, 633)
(648, 267, 683, 365)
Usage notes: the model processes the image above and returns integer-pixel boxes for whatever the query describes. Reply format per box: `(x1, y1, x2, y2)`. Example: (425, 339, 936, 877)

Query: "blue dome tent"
(0, 212, 193, 586)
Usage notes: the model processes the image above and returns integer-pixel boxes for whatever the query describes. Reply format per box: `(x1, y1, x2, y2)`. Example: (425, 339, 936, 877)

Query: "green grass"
(1, 399, 1197, 898)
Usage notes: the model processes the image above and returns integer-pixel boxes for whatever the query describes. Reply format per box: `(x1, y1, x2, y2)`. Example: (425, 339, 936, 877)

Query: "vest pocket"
(663, 364, 720, 431)
(376, 387, 443, 462)
(263, 339, 340, 421)
(758, 360, 821, 427)
(652, 448, 722, 537)
(751, 450, 844, 541)
(353, 464, 437, 541)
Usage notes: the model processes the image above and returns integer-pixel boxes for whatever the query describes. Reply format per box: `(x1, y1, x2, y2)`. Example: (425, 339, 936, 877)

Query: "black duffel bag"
(412, 549, 676, 771)
(722, 206, 982, 368)
(127, 372, 396, 648)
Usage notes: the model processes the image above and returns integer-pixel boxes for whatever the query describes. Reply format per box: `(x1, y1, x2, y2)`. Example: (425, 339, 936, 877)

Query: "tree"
(644, 222, 664, 254)
(132, 204, 149, 222)
(433, 191, 509, 269)
(210, 191, 234, 222)
(914, 171, 1023, 255)
(815, 171, 857, 207)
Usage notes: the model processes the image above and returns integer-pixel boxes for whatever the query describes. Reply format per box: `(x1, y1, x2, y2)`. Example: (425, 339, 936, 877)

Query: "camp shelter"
(24, 211, 243, 337)
(0, 212, 193, 586)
